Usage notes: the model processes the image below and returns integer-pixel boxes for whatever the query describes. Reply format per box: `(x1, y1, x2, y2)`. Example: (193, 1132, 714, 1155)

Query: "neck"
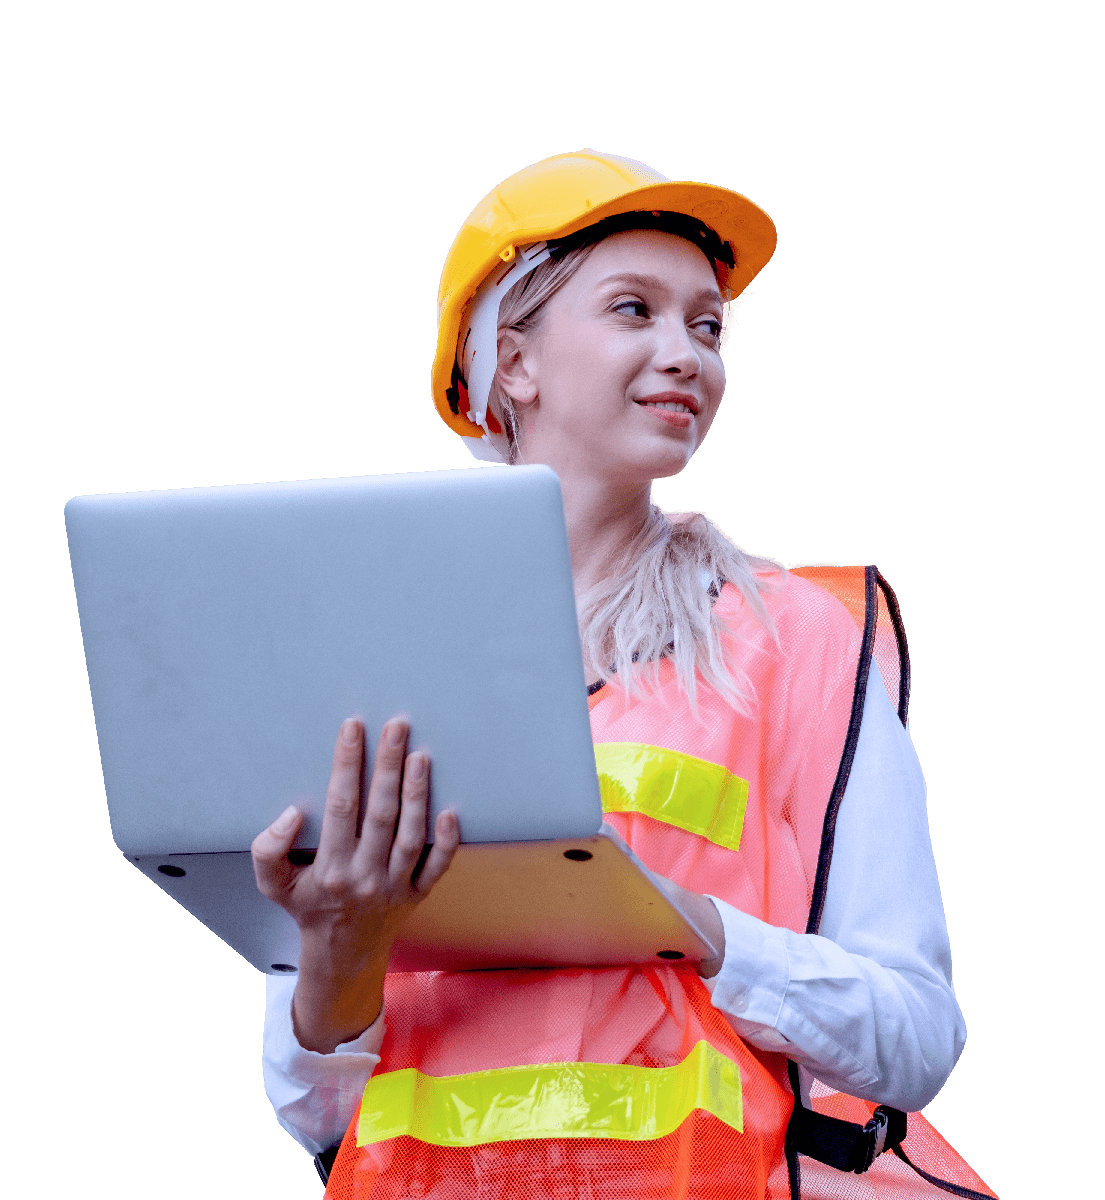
(558, 472, 654, 602)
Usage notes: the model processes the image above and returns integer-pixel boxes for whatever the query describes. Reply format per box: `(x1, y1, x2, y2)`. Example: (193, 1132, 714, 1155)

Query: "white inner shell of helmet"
(461, 241, 551, 463)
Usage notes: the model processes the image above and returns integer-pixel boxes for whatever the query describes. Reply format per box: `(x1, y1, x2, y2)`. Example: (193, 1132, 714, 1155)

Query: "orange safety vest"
(323, 568, 996, 1199)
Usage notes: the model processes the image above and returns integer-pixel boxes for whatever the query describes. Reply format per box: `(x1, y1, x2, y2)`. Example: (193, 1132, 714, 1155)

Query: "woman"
(252, 151, 992, 1198)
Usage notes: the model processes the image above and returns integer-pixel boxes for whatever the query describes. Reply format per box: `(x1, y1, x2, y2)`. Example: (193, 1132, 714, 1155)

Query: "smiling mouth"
(635, 396, 698, 415)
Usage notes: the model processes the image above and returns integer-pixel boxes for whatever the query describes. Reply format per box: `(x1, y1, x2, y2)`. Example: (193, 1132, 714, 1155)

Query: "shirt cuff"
(703, 895, 796, 1052)
(264, 974, 386, 1081)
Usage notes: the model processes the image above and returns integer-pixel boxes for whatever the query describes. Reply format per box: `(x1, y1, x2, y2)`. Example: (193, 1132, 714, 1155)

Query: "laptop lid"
(65, 465, 603, 854)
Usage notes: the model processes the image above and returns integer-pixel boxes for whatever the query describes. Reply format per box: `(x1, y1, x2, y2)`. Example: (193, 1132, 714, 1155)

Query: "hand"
(662, 880, 726, 980)
(251, 716, 460, 1053)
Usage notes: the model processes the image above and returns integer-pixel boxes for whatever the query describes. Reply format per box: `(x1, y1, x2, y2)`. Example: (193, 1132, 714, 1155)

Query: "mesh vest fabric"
(323, 571, 995, 1199)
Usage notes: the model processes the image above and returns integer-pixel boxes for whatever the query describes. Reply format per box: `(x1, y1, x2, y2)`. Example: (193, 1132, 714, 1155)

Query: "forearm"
(292, 936, 388, 1054)
(704, 897, 964, 1111)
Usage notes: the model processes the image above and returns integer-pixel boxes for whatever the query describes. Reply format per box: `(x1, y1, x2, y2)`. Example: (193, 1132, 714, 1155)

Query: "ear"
(495, 328, 539, 410)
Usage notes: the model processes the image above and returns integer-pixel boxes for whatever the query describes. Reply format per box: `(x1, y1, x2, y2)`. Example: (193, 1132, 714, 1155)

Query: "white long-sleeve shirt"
(262, 664, 965, 1156)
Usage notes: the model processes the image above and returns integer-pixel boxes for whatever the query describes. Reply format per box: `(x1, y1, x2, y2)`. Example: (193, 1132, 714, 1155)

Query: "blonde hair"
(467, 240, 781, 714)
(577, 509, 780, 713)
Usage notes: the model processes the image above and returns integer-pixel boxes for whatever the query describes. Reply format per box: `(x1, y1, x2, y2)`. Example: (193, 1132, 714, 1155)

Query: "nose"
(654, 315, 701, 378)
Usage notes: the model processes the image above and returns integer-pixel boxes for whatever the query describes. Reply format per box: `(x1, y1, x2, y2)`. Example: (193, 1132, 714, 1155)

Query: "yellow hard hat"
(432, 149, 777, 450)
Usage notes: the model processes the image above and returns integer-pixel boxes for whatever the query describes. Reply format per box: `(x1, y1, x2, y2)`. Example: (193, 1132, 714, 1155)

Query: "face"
(499, 230, 726, 487)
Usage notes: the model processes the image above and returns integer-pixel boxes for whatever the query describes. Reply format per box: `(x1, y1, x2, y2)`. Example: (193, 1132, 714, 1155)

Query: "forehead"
(573, 229, 722, 298)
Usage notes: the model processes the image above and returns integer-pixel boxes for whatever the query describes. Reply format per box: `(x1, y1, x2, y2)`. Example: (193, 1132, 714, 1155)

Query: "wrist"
(292, 948, 388, 1054)
(690, 893, 726, 980)
(697, 949, 725, 979)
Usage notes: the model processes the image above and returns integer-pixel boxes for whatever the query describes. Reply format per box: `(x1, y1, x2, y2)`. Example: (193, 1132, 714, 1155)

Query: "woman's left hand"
(662, 880, 726, 979)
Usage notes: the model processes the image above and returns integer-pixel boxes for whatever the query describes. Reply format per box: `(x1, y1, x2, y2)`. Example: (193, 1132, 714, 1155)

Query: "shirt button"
(731, 996, 749, 1014)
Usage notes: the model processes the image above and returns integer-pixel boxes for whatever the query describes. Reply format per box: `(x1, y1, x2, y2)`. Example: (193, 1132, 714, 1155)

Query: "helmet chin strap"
(462, 241, 551, 461)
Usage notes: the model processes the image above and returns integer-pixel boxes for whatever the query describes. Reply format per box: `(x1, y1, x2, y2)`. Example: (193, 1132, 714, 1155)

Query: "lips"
(634, 392, 700, 416)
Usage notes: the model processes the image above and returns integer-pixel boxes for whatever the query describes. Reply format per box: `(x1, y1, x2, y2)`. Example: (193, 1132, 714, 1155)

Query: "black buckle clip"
(786, 1100, 907, 1174)
(855, 1106, 908, 1173)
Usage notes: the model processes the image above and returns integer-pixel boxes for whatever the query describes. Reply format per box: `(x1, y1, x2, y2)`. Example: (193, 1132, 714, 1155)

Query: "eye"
(692, 316, 723, 345)
(612, 299, 649, 319)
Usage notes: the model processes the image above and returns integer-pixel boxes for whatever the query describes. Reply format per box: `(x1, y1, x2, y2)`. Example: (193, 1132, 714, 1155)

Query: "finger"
(412, 809, 461, 895)
(388, 751, 431, 880)
(356, 719, 409, 861)
(252, 805, 304, 900)
(315, 718, 366, 864)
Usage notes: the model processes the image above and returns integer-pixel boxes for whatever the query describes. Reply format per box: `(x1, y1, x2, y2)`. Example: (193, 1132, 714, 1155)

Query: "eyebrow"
(598, 272, 722, 308)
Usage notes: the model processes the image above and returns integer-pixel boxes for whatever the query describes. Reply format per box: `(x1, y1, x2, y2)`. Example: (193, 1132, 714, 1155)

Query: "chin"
(618, 452, 695, 486)
(651, 461, 694, 483)
(647, 443, 698, 481)
(586, 437, 697, 486)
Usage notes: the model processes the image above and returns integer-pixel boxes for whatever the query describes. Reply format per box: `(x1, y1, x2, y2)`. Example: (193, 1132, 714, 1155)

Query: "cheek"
(696, 358, 726, 440)
(543, 328, 638, 408)
(705, 355, 726, 409)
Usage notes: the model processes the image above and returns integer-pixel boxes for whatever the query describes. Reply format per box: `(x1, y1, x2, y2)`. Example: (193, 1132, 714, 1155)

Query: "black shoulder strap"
(891, 1145, 997, 1198)
(876, 570, 911, 726)
(805, 566, 878, 938)
(314, 1144, 340, 1184)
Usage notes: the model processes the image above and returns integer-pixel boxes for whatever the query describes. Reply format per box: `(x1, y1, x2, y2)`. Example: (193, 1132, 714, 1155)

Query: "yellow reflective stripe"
(357, 1040, 742, 1148)
(595, 743, 748, 853)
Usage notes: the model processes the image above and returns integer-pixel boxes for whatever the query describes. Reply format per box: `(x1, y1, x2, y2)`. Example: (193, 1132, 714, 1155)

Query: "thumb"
(251, 805, 304, 900)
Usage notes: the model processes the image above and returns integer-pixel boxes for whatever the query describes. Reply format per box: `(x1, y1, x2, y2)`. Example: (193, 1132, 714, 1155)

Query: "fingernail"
(408, 753, 426, 781)
(388, 722, 407, 748)
(273, 805, 297, 833)
(342, 718, 360, 745)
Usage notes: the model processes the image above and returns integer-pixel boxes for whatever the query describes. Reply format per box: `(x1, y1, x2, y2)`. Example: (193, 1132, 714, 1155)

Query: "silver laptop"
(66, 466, 718, 973)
